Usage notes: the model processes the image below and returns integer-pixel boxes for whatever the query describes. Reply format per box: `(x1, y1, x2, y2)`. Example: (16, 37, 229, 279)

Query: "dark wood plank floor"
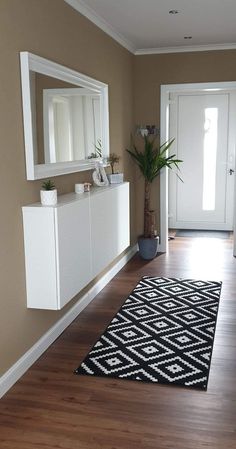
(1, 236, 236, 449)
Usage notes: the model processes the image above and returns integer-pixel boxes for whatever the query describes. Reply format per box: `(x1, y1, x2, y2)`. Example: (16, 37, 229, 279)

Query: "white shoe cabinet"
(22, 182, 130, 309)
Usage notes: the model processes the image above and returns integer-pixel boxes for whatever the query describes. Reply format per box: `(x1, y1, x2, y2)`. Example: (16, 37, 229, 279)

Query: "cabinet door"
(23, 207, 58, 309)
(55, 197, 92, 309)
(90, 184, 130, 277)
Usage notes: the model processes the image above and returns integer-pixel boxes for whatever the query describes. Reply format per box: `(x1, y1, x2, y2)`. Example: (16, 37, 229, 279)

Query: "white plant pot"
(40, 189, 57, 206)
(107, 173, 124, 184)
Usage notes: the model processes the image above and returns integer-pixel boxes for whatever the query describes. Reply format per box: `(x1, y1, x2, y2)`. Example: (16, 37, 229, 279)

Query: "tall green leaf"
(126, 135, 182, 184)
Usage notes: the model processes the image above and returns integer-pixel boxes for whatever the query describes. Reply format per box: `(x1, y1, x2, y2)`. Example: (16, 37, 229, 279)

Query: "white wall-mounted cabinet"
(90, 186, 129, 277)
(22, 183, 129, 310)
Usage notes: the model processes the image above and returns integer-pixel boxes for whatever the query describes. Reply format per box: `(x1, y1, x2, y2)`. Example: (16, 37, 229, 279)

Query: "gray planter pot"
(138, 236, 159, 260)
(107, 173, 124, 184)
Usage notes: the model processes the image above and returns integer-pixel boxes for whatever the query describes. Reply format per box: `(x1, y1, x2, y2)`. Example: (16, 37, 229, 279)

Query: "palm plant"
(126, 135, 182, 238)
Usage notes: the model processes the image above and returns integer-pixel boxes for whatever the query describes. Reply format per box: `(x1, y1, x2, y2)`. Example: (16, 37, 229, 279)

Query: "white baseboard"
(0, 244, 138, 399)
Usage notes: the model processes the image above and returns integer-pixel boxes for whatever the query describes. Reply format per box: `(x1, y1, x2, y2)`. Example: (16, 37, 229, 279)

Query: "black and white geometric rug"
(75, 277, 222, 390)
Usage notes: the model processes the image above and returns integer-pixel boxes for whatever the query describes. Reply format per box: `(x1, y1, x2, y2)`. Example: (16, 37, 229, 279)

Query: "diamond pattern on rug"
(75, 277, 222, 390)
(172, 308, 209, 325)
(127, 340, 174, 361)
(142, 316, 182, 335)
(150, 356, 202, 383)
(150, 297, 188, 312)
(124, 304, 161, 320)
(90, 350, 137, 375)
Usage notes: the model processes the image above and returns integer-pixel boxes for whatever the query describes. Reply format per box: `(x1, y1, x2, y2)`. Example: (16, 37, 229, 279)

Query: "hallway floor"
(0, 236, 236, 449)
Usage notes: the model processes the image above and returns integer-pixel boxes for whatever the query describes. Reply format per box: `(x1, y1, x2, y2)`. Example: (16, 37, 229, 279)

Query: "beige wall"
(0, 0, 135, 376)
(134, 50, 236, 236)
(2, 0, 236, 379)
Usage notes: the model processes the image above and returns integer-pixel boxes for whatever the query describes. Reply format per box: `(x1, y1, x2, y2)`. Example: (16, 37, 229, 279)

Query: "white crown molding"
(64, 0, 135, 53)
(135, 42, 236, 55)
(0, 244, 138, 398)
(65, 1, 236, 56)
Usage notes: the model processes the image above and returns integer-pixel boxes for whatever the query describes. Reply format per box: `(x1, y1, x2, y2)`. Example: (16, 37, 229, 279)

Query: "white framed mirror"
(20, 52, 109, 180)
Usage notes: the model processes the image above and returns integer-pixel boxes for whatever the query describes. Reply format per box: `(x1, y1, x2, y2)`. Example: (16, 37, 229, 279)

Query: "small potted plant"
(127, 135, 182, 259)
(40, 179, 57, 206)
(107, 153, 123, 184)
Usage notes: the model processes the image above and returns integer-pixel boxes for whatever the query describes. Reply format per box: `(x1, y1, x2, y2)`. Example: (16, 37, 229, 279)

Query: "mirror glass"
(20, 53, 109, 180)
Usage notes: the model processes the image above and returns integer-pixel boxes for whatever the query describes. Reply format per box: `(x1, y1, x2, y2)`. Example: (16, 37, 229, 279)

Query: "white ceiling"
(65, 0, 236, 54)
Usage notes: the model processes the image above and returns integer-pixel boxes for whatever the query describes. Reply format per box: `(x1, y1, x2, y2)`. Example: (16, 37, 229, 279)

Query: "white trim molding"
(64, 0, 135, 53)
(64, 1, 236, 55)
(135, 42, 236, 55)
(0, 244, 138, 399)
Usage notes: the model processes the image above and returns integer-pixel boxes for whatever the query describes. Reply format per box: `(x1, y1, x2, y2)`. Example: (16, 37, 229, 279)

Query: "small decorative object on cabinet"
(92, 161, 109, 186)
(75, 183, 84, 194)
(40, 180, 57, 206)
(22, 183, 130, 309)
(84, 182, 91, 192)
(127, 135, 182, 260)
(107, 153, 124, 184)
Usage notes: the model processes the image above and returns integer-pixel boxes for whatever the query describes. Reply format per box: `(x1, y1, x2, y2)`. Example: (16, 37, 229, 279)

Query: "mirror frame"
(20, 52, 110, 180)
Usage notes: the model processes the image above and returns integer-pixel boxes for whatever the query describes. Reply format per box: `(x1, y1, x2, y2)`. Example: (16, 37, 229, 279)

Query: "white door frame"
(160, 81, 236, 253)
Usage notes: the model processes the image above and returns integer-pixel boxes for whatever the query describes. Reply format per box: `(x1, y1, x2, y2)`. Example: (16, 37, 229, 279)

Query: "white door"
(169, 92, 236, 230)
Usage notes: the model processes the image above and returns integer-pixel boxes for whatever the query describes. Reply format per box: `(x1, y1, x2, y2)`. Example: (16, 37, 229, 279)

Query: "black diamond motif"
(151, 356, 201, 382)
(75, 277, 222, 390)
(142, 316, 182, 335)
(192, 322, 216, 339)
(108, 312, 132, 328)
(199, 303, 219, 317)
(159, 282, 192, 296)
(87, 350, 138, 374)
(124, 304, 161, 320)
(181, 279, 215, 290)
(143, 276, 175, 286)
(186, 346, 212, 368)
(90, 335, 117, 354)
(161, 329, 207, 349)
(135, 288, 168, 303)
(124, 294, 144, 307)
(172, 308, 208, 325)
(109, 324, 149, 344)
(178, 291, 215, 306)
(119, 368, 158, 382)
(201, 286, 222, 300)
(152, 297, 188, 312)
(127, 340, 174, 361)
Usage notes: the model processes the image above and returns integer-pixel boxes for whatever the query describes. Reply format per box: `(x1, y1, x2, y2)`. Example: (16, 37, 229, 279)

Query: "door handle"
(229, 169, 235, 175)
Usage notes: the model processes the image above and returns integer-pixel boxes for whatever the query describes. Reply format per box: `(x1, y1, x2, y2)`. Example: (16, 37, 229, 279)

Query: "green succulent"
(41, 180, 56, 191)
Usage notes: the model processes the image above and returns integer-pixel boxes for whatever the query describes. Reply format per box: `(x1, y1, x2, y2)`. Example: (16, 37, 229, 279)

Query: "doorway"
(160, 82, 236, 254)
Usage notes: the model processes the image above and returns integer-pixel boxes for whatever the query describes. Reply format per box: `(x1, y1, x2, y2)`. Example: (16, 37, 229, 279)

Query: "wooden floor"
(1, 236, 236, 449)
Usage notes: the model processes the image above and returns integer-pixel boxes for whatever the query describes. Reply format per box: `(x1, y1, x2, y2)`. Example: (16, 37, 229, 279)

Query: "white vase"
(40, 189, 57, 206)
